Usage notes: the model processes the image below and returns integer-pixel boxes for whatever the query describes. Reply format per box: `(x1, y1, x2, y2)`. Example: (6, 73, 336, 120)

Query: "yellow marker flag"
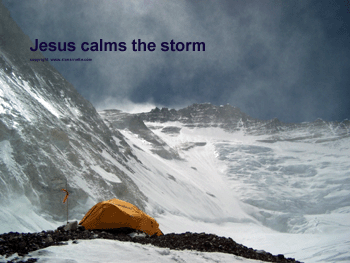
(61, 189, 69, 203)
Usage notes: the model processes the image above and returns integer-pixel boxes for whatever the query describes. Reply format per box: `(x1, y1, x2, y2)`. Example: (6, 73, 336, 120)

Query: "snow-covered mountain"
(100, 104, 350, 262)
(1, 2, 350, 262)
(134, 103, 350, 234)
(0, 1, 146, 232)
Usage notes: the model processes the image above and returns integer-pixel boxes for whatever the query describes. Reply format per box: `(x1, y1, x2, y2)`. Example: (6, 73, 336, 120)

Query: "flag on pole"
(61, 189, 69, 203)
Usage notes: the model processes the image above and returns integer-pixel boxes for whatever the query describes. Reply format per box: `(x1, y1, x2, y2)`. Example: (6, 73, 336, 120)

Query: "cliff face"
(138, 103, 252, 127)
(137, 103, 350, 138)
(0, 2, 146, 230)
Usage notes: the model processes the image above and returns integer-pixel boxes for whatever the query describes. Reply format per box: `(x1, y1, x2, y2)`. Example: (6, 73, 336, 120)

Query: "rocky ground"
(0, 222, 301, 263)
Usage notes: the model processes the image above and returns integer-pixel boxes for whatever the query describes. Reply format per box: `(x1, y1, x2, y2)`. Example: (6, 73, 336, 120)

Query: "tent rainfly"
(79, 198, 163, 236)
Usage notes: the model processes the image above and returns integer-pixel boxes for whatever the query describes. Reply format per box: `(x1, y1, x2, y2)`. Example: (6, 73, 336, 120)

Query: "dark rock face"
(138, 103, 254, 130)
(138, 103, 350, 138)
(0, 227, 301, 263)
(138, 103, 290, 135)
(161, 126, 182, 134)
(100, 110, 181, 160)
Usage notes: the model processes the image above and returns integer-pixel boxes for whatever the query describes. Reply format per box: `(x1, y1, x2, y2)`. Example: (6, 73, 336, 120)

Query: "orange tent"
(79, 198, 163, 236)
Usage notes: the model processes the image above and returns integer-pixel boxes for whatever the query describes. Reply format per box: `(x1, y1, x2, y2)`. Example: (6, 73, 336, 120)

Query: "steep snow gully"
(1, 2, 350, 262)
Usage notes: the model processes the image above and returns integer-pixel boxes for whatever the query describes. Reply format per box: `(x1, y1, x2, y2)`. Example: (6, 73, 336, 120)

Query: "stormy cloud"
(3, 0, 350, 122)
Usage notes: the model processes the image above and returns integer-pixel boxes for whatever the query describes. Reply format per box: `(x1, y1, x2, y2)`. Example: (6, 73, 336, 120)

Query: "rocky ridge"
(0, 223, 301, 263)
(100, 109, 180, 160)
(137, 103, 350, 139)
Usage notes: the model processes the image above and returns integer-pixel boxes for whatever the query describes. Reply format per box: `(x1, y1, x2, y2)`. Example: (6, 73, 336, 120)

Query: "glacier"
(100, 106, 350, 262)
(1, 1, 350, 262)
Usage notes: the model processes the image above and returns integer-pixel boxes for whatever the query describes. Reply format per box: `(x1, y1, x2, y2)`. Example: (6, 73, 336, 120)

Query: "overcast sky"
(3, 0, 350, 122)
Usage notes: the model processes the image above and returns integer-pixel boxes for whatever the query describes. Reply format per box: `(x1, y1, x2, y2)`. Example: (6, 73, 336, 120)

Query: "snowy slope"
(3, 239, 267, 263)
(100, 107, 350, 263)
(0, 1, 146, 233)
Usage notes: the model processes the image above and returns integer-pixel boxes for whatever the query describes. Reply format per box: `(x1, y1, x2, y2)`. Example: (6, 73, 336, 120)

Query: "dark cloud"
(2, 0, 350, 122)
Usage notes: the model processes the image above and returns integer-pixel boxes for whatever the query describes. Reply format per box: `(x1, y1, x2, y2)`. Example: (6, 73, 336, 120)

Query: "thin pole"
(66, 178, 68, 224)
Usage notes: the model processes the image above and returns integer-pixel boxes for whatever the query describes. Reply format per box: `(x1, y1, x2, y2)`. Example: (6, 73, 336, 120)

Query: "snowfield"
(3, 239, 267, 263)
(121, 120, 350, 263)
(1, 108, 349, 262)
